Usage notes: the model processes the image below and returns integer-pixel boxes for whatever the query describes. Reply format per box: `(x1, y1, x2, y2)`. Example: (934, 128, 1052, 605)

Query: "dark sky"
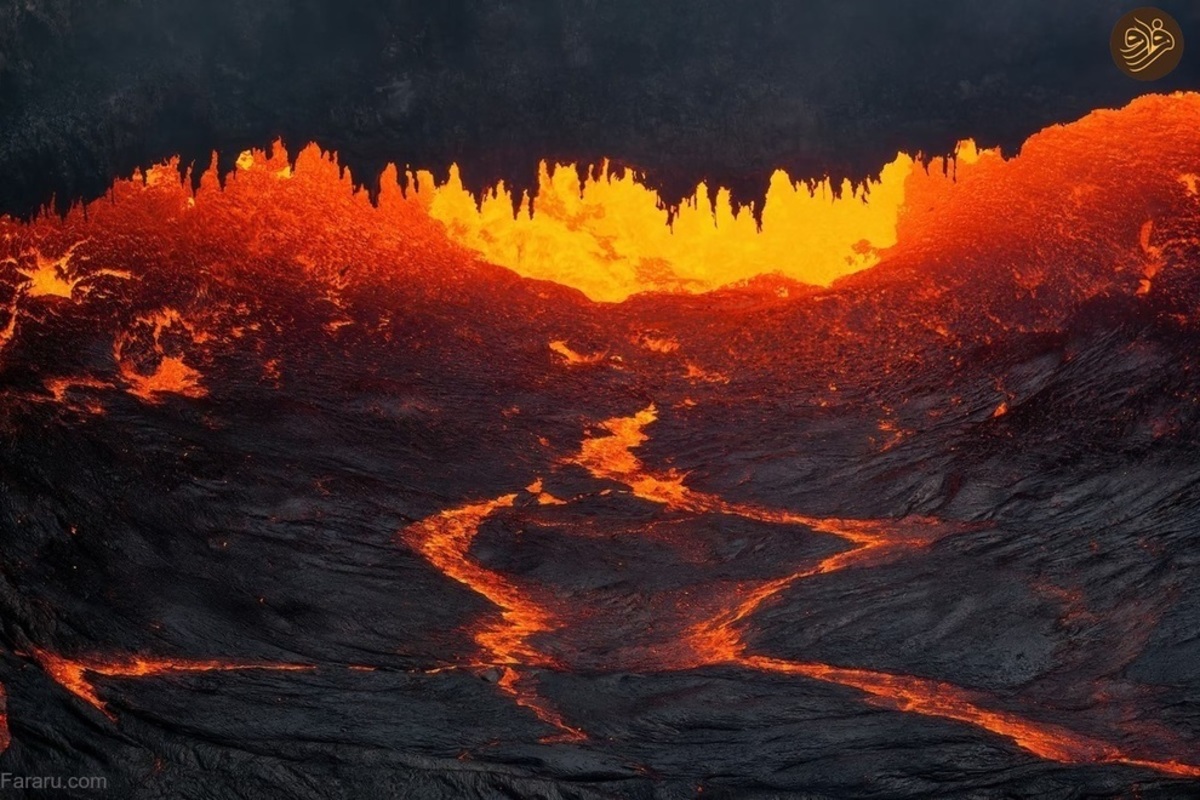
(1, 0, 1197, 216)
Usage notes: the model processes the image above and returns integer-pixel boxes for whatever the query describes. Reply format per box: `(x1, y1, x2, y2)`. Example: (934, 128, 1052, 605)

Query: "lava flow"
(401, 404, 1200, 778)
(564, 405, 962, 664)
(743, 657, 1200, 779)
(30, 649, 313, 718)
(400, 497, 586, 742)
(113, 309, 209, 403)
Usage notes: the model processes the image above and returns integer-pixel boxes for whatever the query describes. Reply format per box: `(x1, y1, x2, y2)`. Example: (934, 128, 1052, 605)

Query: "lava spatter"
(114, 309, 209, 403)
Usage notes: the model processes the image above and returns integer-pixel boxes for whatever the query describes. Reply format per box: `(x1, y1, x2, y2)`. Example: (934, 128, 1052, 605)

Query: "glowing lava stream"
(745, 657, 1200, 778)
(399, 498, 586, 742)
(30, 648, 313, 719)
(403, 405, 1200, 777)
(568, 405, 965, 654)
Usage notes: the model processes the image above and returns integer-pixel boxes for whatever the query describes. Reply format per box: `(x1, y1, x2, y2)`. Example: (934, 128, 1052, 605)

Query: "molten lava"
(400, 496, 550, 667)
(114, 309, 209, 402)
(424, 155, 919, 301)
(399, 405, 1200, 777)
(399, 497, 585, 742)
(31, 648, 312, 718)
(744, 657, 1200, 778)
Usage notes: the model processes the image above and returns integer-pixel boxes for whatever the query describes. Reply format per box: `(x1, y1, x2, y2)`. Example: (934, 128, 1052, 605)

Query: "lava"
(569, 404, 948, 536)
(0, 291, 19, 353)
(525, 478, 567, 506)
(566, 406, 961, 661)
(400, 405, 1200, 779)
(31, 648, 312, 718)
(1, 93, 1195, 318)
(496, 667, 586, 744)
(399, 495, 585, 741)
(744, 657, 1200, 778)
(401, 496, 547, 666)
(573, 408, 1200, 776)
(41, 376, 110, 415)
(549, 340, 607, 366)
(114, 309, 209, 403)
(424, 154, 919, 301)
(5, 241, 130, 300)
(1, 93, 1199, 790)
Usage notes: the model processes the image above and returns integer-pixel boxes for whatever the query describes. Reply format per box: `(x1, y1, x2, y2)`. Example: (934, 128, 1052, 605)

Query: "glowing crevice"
(399, 495, 585, 742)
(745, 656, 1200, 778)
(31, 648, 313, 719)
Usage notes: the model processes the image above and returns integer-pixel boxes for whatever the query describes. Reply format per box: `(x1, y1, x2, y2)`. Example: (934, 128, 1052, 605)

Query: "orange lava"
(5, 241, 130, 300)
(396, 402, 1200, 776)
(525, 478, 567, 506)
(415, 94, 1200, 302)
(400, 495, 585, 741)
(114, 309, 209, 402)
(0, 92, 1195, 324)
(567, 406, 959, 659)
(497, 667, 586, 743)
(31, 648, 312, 717)
(401, 409, 969, 749)
(744, 656, 1200, 778)
(570, 407, 1200, 777)
(401, 496, 551, 666)
(549, 340, 607, 366)
(569, 404, 950, 536)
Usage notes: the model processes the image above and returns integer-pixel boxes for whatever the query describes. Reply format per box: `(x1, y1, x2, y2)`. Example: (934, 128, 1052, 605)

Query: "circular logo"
(1111, 7, 1185, 80)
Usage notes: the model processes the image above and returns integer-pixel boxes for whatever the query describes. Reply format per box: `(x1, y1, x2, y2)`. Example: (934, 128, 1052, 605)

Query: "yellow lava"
(418, 153, 934, 302)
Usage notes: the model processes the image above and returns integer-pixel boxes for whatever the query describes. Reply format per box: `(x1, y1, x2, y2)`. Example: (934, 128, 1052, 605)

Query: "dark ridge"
(1, 0, 1199, 219)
